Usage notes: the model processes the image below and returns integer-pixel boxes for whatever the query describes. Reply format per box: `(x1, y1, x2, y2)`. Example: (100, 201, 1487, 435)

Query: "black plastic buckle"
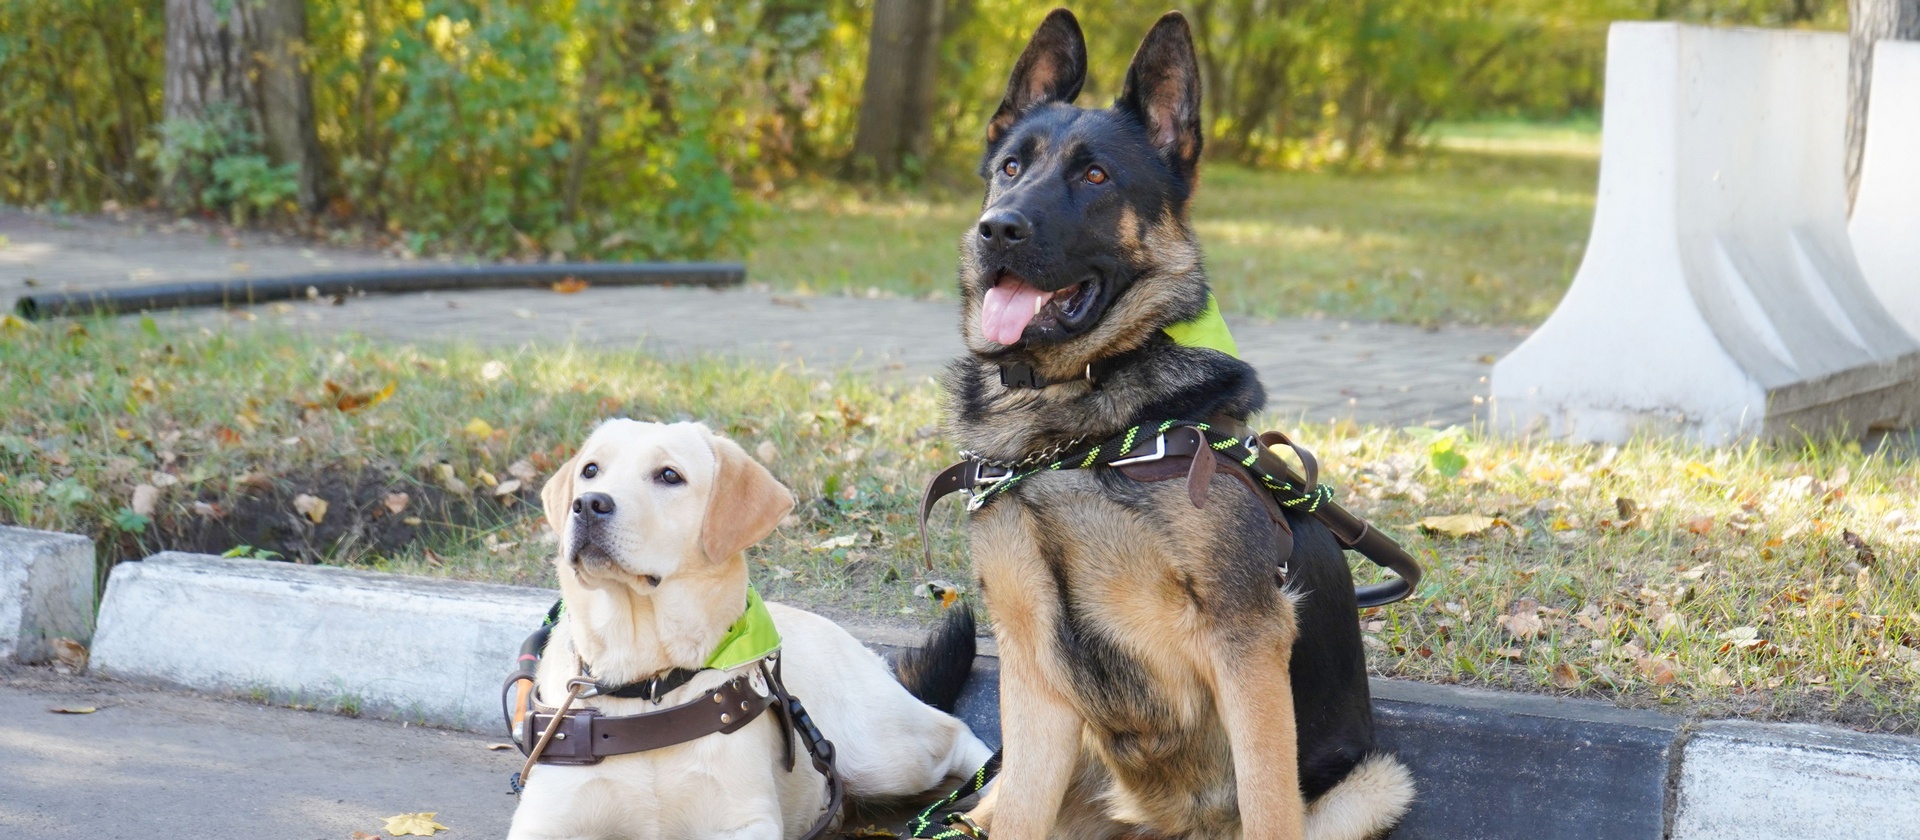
(998, 362, 1045, 389)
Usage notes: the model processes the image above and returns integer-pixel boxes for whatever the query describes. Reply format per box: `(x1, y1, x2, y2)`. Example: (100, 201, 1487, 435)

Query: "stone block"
(1672, 721, 1920, 839)
(1850, 39, 1920, 343)
(1493, 23, 1920, 443)
(0, 525, 95, 663)
(90, 552, 553, 731)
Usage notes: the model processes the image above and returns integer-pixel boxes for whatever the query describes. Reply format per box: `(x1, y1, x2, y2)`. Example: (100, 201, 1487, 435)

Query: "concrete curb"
(91, 552, 551, 730)
(86, 552, 1920, 837)
(0, 525, 95, 663)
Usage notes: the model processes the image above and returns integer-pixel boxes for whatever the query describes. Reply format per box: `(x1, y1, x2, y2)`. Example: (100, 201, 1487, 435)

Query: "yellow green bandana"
(704, 585, 782, 670)
(1163, 293, 1238, 357)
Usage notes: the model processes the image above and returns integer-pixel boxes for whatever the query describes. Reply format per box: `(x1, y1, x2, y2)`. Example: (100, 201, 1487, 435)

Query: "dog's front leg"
(1213, 641, 1306, 839)
(965, 638, 1083, 839)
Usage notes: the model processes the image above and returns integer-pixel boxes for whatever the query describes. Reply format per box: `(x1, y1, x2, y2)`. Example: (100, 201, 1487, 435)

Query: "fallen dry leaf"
(1642, 658, 1679, 686)
(382, 813, 448, 837)
(293, 494, 329, 524)
(508, 459, 538, 483)
(1499, 611, 1545, 641)
(464, 418, 494, 439)
(350, 832, 382, 840)
(52, 637, 88, 674)
(1842, 530, 1876, 566)
(914, 580, 962, 609)
(551, 277, 590, 294)
(130, 483, 159, 517)
(434, 463, 470, 495)
(1418, 514, 1498, 538)
(755, 440, 779, 464)
(1686, 516, 1713, 535)
(1494, 647, 1526, 662)
(812, 534, 859, 552)
(1614, 496, 1641, 528)
(1549, 662, 1581, 690)
(493, 479, 523, 497)
(485, 743, 515, 751)
(49, 705, 98, 714)
(326, 379, 397, 412)
(383, 492, 410, 515)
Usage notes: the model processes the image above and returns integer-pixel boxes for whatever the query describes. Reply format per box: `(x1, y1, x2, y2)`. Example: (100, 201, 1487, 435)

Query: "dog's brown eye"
(1086, 165, 1108, 185)
(1001, 158, 1020, 178)
(581, 463, 599, 479)
(656, 467, 683, 486)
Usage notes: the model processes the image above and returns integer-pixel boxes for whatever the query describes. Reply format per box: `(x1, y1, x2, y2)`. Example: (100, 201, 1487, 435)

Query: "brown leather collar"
(519, 670, 774, 765)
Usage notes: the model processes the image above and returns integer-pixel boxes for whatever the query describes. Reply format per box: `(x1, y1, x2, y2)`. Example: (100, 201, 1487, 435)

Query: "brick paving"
(3, 208, 1524, 427)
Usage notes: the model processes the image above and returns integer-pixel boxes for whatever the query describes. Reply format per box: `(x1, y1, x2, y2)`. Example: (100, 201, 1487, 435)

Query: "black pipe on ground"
(13, 262, 745, 320)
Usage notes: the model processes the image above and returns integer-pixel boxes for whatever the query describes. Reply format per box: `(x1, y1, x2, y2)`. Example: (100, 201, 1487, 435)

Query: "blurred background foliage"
(0, 0, 1847, 260)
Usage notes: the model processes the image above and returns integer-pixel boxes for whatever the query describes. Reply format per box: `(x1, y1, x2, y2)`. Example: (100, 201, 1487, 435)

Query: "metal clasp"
(1108, 433, 1168, 466)
(972, 464, 1014, 485)
(566, 676, 606, 699)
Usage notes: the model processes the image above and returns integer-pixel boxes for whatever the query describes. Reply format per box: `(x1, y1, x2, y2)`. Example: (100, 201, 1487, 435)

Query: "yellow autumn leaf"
(1418, 514, 1497, 538)
(383, 812, 449, 836)
(1683, 461, 1723, 483)
(464, 418, 494, 439)
(293, 493, 329, 524)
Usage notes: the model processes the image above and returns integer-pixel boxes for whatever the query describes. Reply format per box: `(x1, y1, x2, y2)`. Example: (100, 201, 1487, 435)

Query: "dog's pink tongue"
(981, 277, 1048, 345)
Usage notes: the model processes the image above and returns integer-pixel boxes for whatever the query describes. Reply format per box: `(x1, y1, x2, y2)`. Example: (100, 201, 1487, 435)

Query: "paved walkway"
(1, 665, 518, 839)
(2, 208, 1524, 427)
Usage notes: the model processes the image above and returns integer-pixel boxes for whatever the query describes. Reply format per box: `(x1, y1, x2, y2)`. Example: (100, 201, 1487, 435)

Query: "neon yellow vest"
(1163, 293, 1238, 357)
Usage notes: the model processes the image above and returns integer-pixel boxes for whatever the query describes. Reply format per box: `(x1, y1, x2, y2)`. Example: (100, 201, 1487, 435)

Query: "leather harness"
(503, 622, 846, 840)
(919, 415, 1423, 608)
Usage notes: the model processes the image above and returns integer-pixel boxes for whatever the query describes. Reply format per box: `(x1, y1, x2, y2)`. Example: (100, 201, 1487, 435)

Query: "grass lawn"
(749, 127, 1599, 327)
(4, 319, 1917, 734)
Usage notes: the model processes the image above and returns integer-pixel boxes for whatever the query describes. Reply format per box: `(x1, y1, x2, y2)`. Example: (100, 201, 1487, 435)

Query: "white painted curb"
(1493, 23, 1920, 443)
(1850, 39, 1920, 343)
(0, 525, 95, 663)
(90, 552, 552, 731)
(1673, 721, 1920, 839)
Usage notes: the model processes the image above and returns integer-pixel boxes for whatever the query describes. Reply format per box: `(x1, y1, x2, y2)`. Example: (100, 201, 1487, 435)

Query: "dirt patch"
(94, 464, 536, 567)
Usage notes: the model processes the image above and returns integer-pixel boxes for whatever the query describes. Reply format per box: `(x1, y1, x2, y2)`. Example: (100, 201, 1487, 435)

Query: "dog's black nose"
(572, 492, 615, 518)
(977, 208, 1031, 244)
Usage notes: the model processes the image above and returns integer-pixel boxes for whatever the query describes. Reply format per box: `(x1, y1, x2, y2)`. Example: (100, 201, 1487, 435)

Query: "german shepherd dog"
(941, 9, 1414, 839)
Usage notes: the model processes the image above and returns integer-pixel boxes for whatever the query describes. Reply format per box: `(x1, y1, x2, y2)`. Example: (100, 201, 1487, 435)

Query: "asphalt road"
(0, 665, 521, 839)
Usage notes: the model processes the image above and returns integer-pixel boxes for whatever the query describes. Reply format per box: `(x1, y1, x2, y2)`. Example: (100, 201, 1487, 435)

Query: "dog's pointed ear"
(986, 8, 1087, 147)
(1117, 11, 1203, 174)
(700, 432, 795, 564)
(540, 451, 582, 536)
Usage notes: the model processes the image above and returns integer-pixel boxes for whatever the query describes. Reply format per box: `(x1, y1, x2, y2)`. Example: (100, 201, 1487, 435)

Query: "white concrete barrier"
(91, 553, 552, 731)
(1493, 23, 1920, 443)
(1850, 39, 1920, 341)
(0, 525, 95, 663)
(1672, 721, 1920, 839)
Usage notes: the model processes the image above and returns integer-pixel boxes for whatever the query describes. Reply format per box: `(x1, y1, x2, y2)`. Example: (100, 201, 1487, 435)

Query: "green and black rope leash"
(906, 749, 1001, 838)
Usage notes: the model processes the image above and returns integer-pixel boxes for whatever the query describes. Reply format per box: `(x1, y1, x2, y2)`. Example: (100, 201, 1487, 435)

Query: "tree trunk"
(164, 0, 323, 213)
(1847, 0, 1920, 212)
(851, 0, 945, 177)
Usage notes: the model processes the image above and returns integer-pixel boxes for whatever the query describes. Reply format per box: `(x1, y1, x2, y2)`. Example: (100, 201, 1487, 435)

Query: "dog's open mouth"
(980, 272, 1101, 345)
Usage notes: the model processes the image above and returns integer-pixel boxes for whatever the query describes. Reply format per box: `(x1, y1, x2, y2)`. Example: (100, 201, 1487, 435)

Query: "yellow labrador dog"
(508, 420, 993, 840)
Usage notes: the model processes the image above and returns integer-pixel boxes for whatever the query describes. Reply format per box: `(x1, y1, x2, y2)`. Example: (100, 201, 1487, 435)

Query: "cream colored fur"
(506, 420, 993, 840)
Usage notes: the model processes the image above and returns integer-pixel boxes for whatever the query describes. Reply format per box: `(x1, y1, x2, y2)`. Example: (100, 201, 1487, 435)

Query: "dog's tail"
(894, 603, 977, 713)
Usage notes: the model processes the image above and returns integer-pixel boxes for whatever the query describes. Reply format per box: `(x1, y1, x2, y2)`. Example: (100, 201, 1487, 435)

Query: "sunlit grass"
(4, 319, 1915, 732)
(749, 143, 1598, 326)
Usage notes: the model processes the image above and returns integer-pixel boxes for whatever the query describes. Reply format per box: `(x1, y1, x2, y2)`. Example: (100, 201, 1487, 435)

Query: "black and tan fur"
(943, 10, 1413, 839)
